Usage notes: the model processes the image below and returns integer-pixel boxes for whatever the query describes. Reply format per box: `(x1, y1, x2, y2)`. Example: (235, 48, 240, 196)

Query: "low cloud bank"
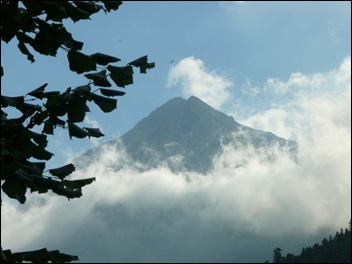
(2, 56, 350, 262)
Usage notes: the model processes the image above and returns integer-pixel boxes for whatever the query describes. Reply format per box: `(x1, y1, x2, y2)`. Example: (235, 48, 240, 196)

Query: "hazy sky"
(1, 1, 351, 263)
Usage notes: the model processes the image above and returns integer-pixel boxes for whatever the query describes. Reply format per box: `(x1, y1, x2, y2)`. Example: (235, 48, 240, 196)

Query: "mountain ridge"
(77, 96, 297, 173)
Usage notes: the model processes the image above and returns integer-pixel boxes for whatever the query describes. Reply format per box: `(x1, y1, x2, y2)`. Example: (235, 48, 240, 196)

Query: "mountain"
(77, 96, 296, 173)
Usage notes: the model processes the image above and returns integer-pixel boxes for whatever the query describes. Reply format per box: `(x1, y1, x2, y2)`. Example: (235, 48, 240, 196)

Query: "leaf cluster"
(2, 248, 78, 263)
(1, 0, 155, 203)
(1, 1, 155, 262)
(2, 1, 122, 61)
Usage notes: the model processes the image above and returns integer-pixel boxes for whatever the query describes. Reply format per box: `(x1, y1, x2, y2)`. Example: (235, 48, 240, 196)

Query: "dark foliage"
(268, 220, 351, 263)
(1, 1, 154, 262)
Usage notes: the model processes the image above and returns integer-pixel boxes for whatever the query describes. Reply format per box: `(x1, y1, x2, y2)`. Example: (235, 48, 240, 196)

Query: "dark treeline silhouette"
(266, 219, 351, 263)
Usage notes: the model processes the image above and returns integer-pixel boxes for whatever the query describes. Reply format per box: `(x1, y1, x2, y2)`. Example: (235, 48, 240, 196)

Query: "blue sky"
(1, 2, 351, 262)
(1, 1, 350, 166)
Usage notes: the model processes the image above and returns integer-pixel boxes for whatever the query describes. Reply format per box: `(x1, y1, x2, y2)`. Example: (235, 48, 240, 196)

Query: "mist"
(1, 56, 350, 262)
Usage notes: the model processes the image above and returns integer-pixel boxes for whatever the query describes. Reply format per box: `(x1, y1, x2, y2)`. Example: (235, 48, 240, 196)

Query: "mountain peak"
(116, 96, 295, 173)
(77, 96, 296, 173)
(187, 95, 202, 102)
(186, 96, 216, 111)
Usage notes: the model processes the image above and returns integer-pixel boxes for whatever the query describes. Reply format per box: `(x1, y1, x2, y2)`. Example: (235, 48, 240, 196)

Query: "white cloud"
(219, 1, 246, 8)
(167, 56, 232, 110)
(230, 56, 351, 232)
(239, 56, 351, 139)
(83, 115, 101, 129)
(263, 56, 351, 95)
(82, 116, 105, 147)
(239, 107, 294, 138)
(241, 78, 262, 96)
(2, 56, 351, 262)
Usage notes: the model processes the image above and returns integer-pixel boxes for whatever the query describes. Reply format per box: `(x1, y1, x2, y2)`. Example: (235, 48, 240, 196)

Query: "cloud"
(82, 116, 105, 147)
(241, 78, 261, 96)
(49, 116, 105, 166)
(236, 56, 351, 139)
(167, 56, 232, 110)
(2, 56, 350, 262)
(327, 20, 346, 47)
(265, 56, 350, 95)
(229, 56, 351, 233)
(219, 1, 246, 8)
